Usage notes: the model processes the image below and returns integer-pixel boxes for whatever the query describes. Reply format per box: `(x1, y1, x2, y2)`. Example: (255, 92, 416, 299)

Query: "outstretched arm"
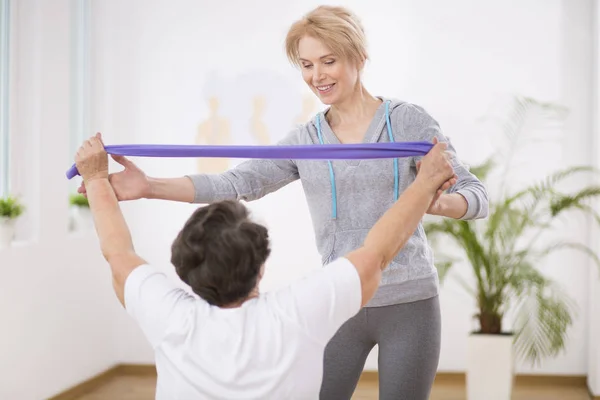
(78, 127, 301, 205)
(183, 128, 301, 204)
(75, 133, 146, 306)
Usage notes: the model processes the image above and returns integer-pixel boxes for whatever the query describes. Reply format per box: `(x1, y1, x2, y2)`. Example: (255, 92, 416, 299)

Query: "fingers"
(95, 132, 105, 146)
(75, 135, 106, 158)
(110, 154, 132, 168)
(440, 181, 451, 192)
(434, 173, 458, 193)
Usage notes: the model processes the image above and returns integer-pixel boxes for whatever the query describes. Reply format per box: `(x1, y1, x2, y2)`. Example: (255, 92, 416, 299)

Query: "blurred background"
(0, 0, 599, 399)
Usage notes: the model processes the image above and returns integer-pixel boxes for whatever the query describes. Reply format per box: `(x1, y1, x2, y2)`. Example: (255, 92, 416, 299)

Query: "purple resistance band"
(65, 142, 434, 180)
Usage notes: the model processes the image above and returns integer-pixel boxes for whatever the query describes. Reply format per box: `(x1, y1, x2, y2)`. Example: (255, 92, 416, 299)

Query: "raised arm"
(346, 139, 457, 306)
(75, 133, 146, 306)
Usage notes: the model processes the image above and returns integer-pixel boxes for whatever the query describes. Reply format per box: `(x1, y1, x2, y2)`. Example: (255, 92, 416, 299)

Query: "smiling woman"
(285, 8, 366, 99)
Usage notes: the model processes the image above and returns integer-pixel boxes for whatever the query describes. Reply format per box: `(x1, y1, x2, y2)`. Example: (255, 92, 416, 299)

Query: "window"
(69, 0, 91, 187)
(0, 0, 10, 197)
(68, 0, 91, 232)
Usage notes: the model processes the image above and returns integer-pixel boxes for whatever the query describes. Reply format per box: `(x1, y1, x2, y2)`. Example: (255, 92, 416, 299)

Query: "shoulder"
(382, 98, 441, 140)
(277, 116, 321, 146)
(124, 263, 195, 305)
(385, 99, 436, 125)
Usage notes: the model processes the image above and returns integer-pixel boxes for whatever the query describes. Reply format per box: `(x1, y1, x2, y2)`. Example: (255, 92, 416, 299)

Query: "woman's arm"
(146, 177, 196, 203)
(163, 128, 301, 204)
(184, 156, 299, 204)
(395, 103, 490, 220)
(80, 128, 302, 204)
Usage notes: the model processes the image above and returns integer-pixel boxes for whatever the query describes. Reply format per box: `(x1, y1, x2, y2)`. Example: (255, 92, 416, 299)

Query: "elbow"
(479, 198, 490, 219)
(104, 250, 146, 284)
(103, 249, 136, 266)
(474, 187, 490, 219)
(455, 185, 490, 220)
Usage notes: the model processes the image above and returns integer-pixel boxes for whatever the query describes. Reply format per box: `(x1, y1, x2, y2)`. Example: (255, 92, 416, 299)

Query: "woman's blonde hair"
(285, 6, 368, 68)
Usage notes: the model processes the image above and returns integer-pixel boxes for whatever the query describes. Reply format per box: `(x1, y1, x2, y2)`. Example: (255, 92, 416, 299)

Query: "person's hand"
(417, 162, 456, 214)
(75, 133, 109, 183)
(416, 162, 457, 215)
(78, 153, 152, 201)
(416, 137, 457, 197)
(77, 135, 152, 201)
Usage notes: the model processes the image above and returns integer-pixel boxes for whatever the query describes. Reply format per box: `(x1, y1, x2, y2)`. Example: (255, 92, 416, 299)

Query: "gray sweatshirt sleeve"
(395, 103, 489, 220)
(185, 128, 300, 204)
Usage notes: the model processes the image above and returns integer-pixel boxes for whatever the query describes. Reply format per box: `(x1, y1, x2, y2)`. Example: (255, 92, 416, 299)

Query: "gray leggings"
(319, 295, 441, 400)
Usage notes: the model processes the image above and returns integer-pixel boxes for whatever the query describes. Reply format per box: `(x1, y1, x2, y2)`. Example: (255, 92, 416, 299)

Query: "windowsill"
(0, 239, 35, 248)
(0, 228, 98, 255)
(0, 238, 37, 255)
(67, 228, 96, 238)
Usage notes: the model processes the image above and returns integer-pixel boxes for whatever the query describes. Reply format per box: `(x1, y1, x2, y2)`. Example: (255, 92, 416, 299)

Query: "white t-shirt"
(124, 257, 362, 400)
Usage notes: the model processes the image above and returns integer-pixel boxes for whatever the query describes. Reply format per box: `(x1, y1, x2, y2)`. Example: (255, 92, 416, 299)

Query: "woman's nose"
(312, 67, 325, 83)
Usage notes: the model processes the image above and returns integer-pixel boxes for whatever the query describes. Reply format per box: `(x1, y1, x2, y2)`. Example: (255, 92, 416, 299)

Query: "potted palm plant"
(424, 96, 600, 400)
(0, 195, 25, 249)
(69, 193, 93, 231)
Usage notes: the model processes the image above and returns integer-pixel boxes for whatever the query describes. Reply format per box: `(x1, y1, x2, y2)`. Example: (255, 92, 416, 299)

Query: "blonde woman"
(79, 6, 488, 399)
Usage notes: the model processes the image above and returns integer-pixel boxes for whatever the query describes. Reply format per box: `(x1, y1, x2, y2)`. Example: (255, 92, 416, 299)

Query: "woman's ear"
(360, 57, 366, 70)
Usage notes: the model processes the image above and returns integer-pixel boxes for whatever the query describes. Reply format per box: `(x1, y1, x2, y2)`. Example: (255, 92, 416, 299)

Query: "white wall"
(1, 1, 598, 399)
(103, 0, 597, 376)
(0, 1, 145, 399)
(588, 0, 600, 395)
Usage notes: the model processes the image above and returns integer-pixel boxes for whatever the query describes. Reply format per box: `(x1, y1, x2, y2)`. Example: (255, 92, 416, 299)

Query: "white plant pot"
(466, 333, 515, 400)
(70, 206, 94, 231)
(0, 217, 16, 249)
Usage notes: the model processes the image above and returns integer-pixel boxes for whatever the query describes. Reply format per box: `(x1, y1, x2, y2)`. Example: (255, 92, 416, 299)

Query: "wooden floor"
(67, 371, 593, 400)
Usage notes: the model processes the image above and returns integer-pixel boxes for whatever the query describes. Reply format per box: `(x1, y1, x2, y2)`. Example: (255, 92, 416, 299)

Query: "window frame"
(69, 0, 91, 190)
(0, 0, 11, 197)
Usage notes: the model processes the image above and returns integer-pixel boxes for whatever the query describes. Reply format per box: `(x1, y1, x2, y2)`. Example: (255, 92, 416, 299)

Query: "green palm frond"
(512, 281, 575, 366)
(549, 186, 600, 220)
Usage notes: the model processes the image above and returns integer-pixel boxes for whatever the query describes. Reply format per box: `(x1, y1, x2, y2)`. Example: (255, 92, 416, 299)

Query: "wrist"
(430, 194, 447, 216)
(145, 177, 158, 199)
(82, 171, 108, 183)
(414, 175, 438, 195)
(84, 176, 109, 189)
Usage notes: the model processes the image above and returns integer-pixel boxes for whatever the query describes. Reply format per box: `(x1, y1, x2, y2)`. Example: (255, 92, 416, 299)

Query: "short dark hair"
(170, 200, 271, 307)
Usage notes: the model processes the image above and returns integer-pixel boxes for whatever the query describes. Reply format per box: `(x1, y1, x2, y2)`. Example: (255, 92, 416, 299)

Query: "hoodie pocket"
(323, 229, 369, 266)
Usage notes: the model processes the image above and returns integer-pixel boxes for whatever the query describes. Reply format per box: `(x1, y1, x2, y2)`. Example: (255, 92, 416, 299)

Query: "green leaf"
(512, 282, 576, 366)
(69, 193, 90, 207)
(0, 195, 25, 219)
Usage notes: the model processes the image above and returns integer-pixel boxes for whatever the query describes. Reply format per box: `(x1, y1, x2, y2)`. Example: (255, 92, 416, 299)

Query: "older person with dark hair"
(74, 132, 456, 399)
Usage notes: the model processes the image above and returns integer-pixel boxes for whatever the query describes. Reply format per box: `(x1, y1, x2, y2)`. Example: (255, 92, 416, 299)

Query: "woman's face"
(297, 35, 360, 106)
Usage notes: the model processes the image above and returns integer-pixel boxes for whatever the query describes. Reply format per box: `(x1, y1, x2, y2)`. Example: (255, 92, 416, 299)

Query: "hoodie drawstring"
(316, 100, 398, 219)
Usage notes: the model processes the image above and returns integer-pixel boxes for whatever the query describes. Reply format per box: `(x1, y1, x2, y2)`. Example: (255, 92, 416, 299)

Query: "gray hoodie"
(187, 97, 489, 307)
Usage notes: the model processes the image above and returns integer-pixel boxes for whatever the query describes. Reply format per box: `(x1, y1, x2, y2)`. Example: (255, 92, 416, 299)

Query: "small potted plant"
(69, 193, 93, 231)
(0, 195, 25, 249)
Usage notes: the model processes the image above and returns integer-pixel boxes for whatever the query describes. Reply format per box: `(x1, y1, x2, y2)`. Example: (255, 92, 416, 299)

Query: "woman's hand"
(78, 155, 152, 201)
